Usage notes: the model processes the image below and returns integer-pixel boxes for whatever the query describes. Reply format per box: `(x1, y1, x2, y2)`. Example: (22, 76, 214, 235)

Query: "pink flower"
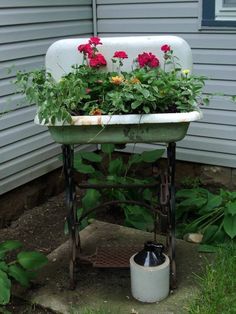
(113, 51, 128, 59)
(89, 37, 102, 46)
(161, 44, 171, 53)
(78, 43, 92, 56)
(89, 53, 107, 68)
(137, 52, 159, 68)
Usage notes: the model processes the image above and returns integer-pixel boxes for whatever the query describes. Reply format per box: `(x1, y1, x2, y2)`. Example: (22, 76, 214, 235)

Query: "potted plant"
(16, 36, 206, 144)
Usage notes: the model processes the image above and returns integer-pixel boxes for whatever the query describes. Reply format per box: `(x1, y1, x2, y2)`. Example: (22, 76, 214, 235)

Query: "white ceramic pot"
(130, 253, 170, 303)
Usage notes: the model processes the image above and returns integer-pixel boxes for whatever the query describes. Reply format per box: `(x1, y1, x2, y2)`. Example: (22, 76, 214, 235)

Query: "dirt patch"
(0, 191, 124, 313)
(0, 193, 67, 255)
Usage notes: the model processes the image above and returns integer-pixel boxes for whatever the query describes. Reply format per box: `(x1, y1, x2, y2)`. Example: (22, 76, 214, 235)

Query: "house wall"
(1, 0, 236, 196)
(0, 0, 94, 195)
(96, 0, 236, 168)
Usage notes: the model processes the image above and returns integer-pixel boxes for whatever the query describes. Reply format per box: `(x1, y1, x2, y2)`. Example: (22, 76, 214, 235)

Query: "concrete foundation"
(0, 168, 64, 227)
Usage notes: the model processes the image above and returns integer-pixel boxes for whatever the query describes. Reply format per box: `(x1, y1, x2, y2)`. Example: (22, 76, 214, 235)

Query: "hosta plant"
(72, 144, 165, 232)
(176, 187, 236, 251)
(0, 240, 48, 305)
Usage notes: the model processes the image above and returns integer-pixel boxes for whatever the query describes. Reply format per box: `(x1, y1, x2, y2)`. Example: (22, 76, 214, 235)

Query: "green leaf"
(8, 264, 30, 287)
(131, 100, 142, 110)
(0, 270, 11, 305)
(79, 152, 102, 163)
(0, 262, 8, 272)
(177, 197, 207, 209)
(101, 144, 115, 154)
(77, 208, 89, 230)
(82, 189, 101, 210)
(108, 158, 124, 176)
(202, 225, 219, 244)
(0, 240, 22, 254)
(143, 106, 150, 113)
(17, 251, 48, 270)
(141, 149, 165, 163)
(111, 190, 126, 202)
(223, 215, 236, 239)
(79, 219, 89, 231)
(74, 163, 95, 174)
(211, 228, 226, 243)
(128, 154, 142, 166)
(64, 221, 69, 235)
(77, 207, 84, 220)
(124, 205, 154, 231)
(141, 89, 150, 98)
(198, 244, 219, 253)
(226, 200, 236, 215)
(143, 188, 153, 202)
(183, 220, 201, 234)
(199, 193, 222, 214)
(176, 188, 208, 199)
(73, 153, 82, 168)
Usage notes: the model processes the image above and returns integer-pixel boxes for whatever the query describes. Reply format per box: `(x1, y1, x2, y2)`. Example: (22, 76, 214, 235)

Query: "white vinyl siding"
(1, 0, 236, 195)
(0, 0, 93, 195)
(96, 0, 236, 168)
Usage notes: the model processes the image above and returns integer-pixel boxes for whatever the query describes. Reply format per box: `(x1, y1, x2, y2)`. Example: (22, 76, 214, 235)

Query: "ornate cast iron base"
(62, 143, 177, 290)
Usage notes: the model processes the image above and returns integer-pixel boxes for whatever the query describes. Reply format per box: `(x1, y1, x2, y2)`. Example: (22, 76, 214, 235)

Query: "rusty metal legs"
(159, 142, 176, 289)
(62, 144, 80, 289)
(167, 142, 177, 289)
(62, 142, 177, 289)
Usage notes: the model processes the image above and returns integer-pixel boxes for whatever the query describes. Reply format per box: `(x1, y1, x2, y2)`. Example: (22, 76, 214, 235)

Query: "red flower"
(161, 44, 171, 53)
(89, 53, 107, 68)
(137, 52, 159, 68)
(89, 37, 102, 46)
(78, 43, 92, 56)
(150, 58, 159, 68)
(113, 51, 128, 59)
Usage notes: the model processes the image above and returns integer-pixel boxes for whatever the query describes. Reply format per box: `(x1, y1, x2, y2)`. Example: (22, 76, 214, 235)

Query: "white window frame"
(215, 0, 236, 20)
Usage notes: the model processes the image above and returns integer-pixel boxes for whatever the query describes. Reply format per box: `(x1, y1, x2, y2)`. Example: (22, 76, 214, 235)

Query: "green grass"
(187, 244, 236, 314)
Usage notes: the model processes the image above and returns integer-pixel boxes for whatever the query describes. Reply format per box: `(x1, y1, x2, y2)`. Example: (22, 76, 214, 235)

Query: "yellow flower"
(182, 69, 190, 76)
(130, 77, 141, 84)
(111, 76, 123, 85)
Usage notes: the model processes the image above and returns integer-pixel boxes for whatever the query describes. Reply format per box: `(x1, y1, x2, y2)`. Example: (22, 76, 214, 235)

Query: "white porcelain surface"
(34, 110, 202, 126)
(45, 36, 192, 82)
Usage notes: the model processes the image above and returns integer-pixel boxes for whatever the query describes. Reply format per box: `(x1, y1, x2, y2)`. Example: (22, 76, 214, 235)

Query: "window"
(202, 0, 236, 27)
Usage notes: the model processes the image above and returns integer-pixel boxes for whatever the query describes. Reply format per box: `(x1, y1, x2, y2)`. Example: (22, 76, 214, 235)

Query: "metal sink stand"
(62, 142, 176, 290)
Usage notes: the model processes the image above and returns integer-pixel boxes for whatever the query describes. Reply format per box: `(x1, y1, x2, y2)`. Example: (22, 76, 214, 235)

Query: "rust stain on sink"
(72, 116, 102, 125)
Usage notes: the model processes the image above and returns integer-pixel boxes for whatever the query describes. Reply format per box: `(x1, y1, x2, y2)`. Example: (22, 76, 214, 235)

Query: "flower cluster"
(113, 51, 128, 59)
(137, 52, 160, 68)
(78, 37, 164, 70)
(16, 36, 208, 124)
(78, 36, 106, 68)
(161, 44, 171, 53)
